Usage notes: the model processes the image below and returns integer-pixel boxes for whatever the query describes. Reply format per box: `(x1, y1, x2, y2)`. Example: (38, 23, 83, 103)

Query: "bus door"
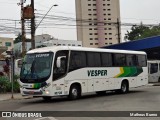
(148, 63, 159, 82)
(52, 50, 69, 96)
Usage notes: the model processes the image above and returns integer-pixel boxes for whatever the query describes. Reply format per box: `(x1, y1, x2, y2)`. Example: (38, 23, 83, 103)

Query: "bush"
(0, 77, 10, 93)
(0, 76, 20, 93)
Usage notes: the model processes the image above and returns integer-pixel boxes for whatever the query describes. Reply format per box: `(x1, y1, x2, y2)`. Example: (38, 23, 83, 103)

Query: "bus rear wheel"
(69, 85, 81, 100)
(120, 81, 129, 93)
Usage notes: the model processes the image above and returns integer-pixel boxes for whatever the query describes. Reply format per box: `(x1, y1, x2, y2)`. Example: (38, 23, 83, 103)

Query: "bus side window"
(150, 63, 158, 74)
(69, 51, 86, 72)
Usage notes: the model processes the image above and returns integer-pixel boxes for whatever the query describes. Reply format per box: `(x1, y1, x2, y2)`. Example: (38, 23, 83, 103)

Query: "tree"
(124, 23, 160, 41)
(14, 34, 31, 44)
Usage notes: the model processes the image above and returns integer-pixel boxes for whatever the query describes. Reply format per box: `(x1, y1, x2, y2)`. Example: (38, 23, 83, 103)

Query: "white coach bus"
(148, 60, 160, 83)
(19, 46, 148, 100)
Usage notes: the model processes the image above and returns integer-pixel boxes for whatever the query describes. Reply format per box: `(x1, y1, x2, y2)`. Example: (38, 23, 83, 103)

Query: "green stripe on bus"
(115, 67, 143, 78)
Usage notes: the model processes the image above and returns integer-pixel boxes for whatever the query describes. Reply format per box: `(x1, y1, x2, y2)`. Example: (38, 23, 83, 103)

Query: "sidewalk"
(0, 93, 32, 101)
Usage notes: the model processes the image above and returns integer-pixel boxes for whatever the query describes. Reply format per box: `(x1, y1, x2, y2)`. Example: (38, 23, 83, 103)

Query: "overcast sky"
(0, 0, 160, 40)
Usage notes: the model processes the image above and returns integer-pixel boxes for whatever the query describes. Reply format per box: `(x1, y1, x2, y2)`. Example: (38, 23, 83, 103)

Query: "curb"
(0, 95, 33, 101)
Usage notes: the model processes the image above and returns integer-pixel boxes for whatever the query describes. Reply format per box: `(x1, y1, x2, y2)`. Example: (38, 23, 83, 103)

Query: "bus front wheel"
(69, 85, 81, 100)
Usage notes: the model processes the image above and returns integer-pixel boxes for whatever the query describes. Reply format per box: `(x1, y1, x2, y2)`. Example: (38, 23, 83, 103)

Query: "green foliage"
(0, 76, 20, 93)
(14, 33, 31, 44)
(124, 23, 160, 41)
(0, 77, 11, 93)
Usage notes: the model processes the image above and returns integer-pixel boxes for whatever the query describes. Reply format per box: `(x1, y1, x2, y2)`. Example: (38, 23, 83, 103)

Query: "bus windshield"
(20, 52, 53, 83)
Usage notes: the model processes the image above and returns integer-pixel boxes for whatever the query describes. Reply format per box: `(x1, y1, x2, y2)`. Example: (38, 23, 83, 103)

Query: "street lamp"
(36, 4, 58, 30)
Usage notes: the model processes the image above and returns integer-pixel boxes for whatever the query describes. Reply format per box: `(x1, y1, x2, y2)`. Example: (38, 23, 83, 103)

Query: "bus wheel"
(69, 85, 81, 100)
(158, 77, 160, 82)
(42, 96, 52, 101)
(120, 81, 129, 93)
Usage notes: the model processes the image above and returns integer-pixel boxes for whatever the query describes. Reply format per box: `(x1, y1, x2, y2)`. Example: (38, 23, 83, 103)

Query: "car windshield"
(20, 52, 53, 81)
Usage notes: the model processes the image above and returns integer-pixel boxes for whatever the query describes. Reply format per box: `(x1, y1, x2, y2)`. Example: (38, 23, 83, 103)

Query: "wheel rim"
(122, 83, 127, 92)
(72, 88, 78, 97)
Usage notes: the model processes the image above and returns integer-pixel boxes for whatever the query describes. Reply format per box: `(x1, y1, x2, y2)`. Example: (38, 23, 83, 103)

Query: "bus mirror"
(56, 56, 66, 68)
(57, 57, 61, 68)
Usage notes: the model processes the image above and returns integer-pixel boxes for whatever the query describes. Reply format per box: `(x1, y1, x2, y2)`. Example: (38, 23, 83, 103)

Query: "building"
(43, 39, 82, 47)
(35, 34, 54, 43)
(0, 37, 14, 59)
(75, 0, 121, 48)
(0, 37, 13, 52)
(14, 34, 82, 57)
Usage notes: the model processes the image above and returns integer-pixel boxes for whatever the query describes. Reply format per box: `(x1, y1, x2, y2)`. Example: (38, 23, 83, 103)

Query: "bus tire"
(69, 84, 81, 100)
(42, 96, 52, 101)
(120, 81, 129, 93)
(158, 77, 160, 82)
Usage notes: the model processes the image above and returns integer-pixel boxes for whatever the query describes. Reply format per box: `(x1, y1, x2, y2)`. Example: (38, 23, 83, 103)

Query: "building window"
(95, 38, 98, 40)
(108, 9, 111, 11)
(105, 38, 108, 40)
(5, 42, 11, 47)
(89, 28, 92, 30)
(88, 4, 91, 6)
(95, 43, 98, 45)
(90, 38, 93, 40)
(109, 38, 112, 40)
(90, 43, 93, 45)
(89, 33, 93, 35)
(108, 18, 111, 20)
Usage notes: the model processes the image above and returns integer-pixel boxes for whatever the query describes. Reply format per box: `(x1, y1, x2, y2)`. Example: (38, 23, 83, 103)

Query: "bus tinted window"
(69, 51, 87, 71)
(113, 54, 126, 66)
(150, 63, 158, 74)
(87, 52, 101, 67)
(101, 53, 112, 67)
(126, 54, 137, 66)
(137, 55, 147, 67)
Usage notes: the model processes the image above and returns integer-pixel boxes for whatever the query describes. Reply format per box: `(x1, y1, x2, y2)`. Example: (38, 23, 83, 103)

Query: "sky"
(0, 0, 160, 41)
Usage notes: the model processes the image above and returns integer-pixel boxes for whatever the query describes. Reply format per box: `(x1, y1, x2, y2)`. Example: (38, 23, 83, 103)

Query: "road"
(0, 85, 160, 120)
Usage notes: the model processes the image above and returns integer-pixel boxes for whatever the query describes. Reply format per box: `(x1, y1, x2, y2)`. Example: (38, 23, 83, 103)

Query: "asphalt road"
(0, 85, 160, 120)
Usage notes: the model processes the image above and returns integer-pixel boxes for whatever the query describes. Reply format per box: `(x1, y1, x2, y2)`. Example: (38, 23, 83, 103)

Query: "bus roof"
(27, 46, 146, 55)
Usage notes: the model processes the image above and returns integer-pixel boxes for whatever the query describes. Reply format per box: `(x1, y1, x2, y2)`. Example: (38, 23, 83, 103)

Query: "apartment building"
(0, 37, 13, 52)
(75, 0, 121, 47)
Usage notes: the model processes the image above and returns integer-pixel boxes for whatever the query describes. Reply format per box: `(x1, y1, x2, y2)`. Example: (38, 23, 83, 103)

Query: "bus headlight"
(45, 90, 50, 95)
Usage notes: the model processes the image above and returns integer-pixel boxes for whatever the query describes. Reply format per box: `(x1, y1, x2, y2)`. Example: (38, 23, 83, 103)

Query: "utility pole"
(117, 18, 121, 43)
(31, 0, 35, 49)
(21, 0, 26, 56)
